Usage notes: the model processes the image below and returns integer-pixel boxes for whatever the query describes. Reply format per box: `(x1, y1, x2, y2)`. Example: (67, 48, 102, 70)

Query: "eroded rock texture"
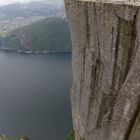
(64, 0, 140, 140)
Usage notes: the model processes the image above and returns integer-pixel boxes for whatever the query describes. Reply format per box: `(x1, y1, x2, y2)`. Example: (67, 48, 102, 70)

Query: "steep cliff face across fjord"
(64, 0, 140, 140)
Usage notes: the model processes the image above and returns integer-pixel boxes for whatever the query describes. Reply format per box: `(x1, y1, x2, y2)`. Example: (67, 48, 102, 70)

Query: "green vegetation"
(1, 17, 71, 52)
(0, 135, 29, 140)
(0, 136, 19, 140)
(0, 31, 7, 38)
(67, 130, 75, 140)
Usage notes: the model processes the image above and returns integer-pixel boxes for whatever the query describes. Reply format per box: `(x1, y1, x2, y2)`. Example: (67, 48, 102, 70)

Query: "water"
(0, 51, 72, 140)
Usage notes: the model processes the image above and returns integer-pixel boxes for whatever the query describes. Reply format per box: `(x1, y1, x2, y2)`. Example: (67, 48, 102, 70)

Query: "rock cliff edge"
(64, 0, 140, 140)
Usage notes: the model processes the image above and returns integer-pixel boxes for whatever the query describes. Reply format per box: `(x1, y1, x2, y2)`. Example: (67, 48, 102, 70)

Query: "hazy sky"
(0, 0, 63, 5)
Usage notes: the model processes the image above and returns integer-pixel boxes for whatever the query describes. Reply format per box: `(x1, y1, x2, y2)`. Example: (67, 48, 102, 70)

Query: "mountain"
(0, 1, 64, 20)
(0, 17, 71, 53)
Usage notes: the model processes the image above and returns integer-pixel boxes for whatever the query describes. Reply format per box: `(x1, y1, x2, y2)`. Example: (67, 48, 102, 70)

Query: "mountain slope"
(0, 1, 64, 19)
(1, 17, 71, 52)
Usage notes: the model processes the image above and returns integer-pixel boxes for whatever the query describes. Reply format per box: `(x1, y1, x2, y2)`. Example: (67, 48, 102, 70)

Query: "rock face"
(64, 0, 140, 140)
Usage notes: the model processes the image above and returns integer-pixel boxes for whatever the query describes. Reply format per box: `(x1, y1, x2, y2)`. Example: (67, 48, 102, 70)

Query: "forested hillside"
(0, 17, 71, 53)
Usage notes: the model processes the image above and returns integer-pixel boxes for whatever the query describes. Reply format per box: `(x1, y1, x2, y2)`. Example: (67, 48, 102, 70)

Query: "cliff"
(64, 0, 140, 140)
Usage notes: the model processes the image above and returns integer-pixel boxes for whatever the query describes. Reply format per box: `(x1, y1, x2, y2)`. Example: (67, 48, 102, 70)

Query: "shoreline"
(0, 48, 71, 54)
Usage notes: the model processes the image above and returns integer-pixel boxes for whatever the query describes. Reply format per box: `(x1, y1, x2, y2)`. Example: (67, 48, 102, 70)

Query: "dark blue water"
(0, 51, 72, 140)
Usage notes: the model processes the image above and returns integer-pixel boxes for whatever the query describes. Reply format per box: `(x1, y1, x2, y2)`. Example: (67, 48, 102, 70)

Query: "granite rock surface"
(65, 0, 140, 140)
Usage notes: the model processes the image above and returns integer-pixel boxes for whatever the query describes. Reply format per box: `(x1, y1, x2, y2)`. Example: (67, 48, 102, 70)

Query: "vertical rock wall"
(64, 0, 140, 140)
